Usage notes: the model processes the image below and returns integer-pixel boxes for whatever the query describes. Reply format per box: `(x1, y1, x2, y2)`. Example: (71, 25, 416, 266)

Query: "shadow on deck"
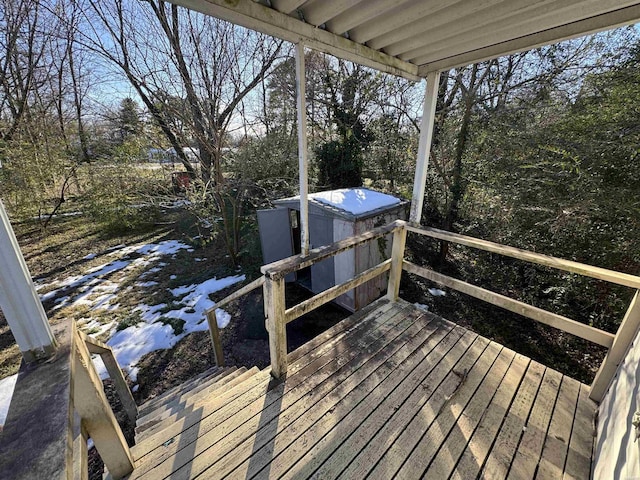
(129, 298, 596, 479)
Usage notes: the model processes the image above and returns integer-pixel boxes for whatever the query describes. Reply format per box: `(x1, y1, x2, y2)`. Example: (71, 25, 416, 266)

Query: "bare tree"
(81, 0, 282, 182)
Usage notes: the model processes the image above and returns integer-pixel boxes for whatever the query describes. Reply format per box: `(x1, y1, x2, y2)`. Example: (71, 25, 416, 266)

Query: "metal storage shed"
(258, 188, 408, 311)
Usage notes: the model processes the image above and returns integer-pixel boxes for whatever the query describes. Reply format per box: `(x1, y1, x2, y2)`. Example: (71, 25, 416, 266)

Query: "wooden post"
(72, 330, 133, 479)
(590, 290, 640, 402)
(72, 412, 89, 480)
(387, 227, 407, 301)
(295, 41, 310, 256)
(206, 310, 225, 367)
(409, 71, 441, 224)
(0, 200, 57, 362)
(263, 276, 287, 378)
(80, 332, 138, 424)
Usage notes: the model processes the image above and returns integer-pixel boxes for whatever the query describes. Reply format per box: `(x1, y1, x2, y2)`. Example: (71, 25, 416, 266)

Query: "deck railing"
(256, 220, 640, 403)
(0, 320, 136, 480)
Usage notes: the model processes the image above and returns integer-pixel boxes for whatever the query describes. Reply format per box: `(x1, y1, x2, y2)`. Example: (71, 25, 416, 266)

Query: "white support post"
(0, 201, 57, 362)
(295, 42, 310, 256)
(409, 70, 441, 224)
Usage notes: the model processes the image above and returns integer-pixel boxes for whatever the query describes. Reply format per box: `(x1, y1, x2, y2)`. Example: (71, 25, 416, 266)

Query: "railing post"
(264, 275, 287, 379)
(387, 226, 408, 301)
(72, 330, 133, 479)
(590, 290, 640, 402)
(206, 310, 225, 367)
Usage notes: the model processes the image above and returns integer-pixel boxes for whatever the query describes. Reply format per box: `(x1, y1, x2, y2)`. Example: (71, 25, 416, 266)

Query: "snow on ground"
(0, 374, 18, 427)
(105, 273, 245, 381)
(308, 188, 401, 215)
(32, 238, 244, 382)
(428, 288, 447, 297)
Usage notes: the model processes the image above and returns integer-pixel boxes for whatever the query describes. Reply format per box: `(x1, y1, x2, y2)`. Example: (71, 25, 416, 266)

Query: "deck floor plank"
(563, 384, 596, 480)
(137, 305, 433, 479)
(127, 300, 597, 480)
(535, 376, 581, 479)
(507, 368, 562, 480)
(437, 353, 531, 480)
(480, 361, 546, 479)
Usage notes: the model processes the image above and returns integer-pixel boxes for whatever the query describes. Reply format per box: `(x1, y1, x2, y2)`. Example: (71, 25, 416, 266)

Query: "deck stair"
(135, 365, 260, 443)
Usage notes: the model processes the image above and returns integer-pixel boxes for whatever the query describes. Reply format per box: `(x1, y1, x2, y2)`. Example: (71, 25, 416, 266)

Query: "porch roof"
(169, 0, 640, 79)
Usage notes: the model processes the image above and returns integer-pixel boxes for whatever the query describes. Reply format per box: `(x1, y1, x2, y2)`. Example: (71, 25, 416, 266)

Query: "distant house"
(147, 148, 170, 163)
(167, 147, 200, 164)
(147, 147, 200, 165)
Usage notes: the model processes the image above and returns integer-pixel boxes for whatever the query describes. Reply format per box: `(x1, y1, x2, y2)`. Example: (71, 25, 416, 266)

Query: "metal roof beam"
(301, 0, 363, 27)
(325, 0, 408, 36)
(360, 0, 491, 49)
(403, 0, 635, 62)
(385, 0, 564, 57)
(271, 0, 307, 15)
(418, 4, 640, 74)
(168, 0, 421, 80)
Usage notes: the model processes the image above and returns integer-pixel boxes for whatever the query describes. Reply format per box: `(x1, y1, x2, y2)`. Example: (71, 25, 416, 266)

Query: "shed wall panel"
(333, 218, 356, 311)
(309, 214, 335, 292)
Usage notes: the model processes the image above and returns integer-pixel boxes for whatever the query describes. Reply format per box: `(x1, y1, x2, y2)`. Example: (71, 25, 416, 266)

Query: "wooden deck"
(128, 298, 596, 480)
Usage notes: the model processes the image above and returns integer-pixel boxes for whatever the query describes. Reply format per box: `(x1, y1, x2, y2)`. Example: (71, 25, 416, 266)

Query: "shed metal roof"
(170, 0, 640, 79)
(274, 188, 407, 221)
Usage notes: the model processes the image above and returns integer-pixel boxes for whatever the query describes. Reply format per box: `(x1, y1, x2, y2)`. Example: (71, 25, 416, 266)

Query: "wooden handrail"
(590, 290, 640, 401)
(78, 331, 138, 424)
(403, 260, 615, 348)
(285, 259, 392, 323)
(205, 276, 265, 314)
(73, 328, 133, 478)
(0, 320, 134, 480)
(261, 220, 401, 280)
(405, 222, 640, 289)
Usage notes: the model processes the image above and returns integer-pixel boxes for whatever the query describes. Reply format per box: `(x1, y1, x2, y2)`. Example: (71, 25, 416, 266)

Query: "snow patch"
(414, 303, 429, 312)
(428, 288, 447, 297)
(0, 374, 18, 426)
(306, 188, 401, 215)
(106, 274, 245, 376)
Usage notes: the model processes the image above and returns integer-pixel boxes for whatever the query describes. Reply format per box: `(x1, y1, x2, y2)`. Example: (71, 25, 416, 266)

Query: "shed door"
(257, 208, 295, 282)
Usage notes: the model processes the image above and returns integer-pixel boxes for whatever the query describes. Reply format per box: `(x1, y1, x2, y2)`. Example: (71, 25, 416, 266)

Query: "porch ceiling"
(169, 0, 640, 79)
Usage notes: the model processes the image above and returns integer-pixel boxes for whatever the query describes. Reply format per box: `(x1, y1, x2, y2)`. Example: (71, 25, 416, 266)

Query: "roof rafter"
(169, 0, 421, 80)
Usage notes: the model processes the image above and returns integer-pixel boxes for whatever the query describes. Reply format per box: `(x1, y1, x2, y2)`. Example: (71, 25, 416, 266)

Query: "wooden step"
(134, 366, 261, 444)
(138, 366, 223, 416)
(136, 367, 240, 429)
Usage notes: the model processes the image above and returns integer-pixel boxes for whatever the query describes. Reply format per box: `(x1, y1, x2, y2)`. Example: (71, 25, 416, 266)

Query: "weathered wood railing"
(204, 276, 267, 367)
(0, 320, 136, 479)
(257, 219, 640, 404)
(402, 222, 640, 402)
(261, 221, 401, 378)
